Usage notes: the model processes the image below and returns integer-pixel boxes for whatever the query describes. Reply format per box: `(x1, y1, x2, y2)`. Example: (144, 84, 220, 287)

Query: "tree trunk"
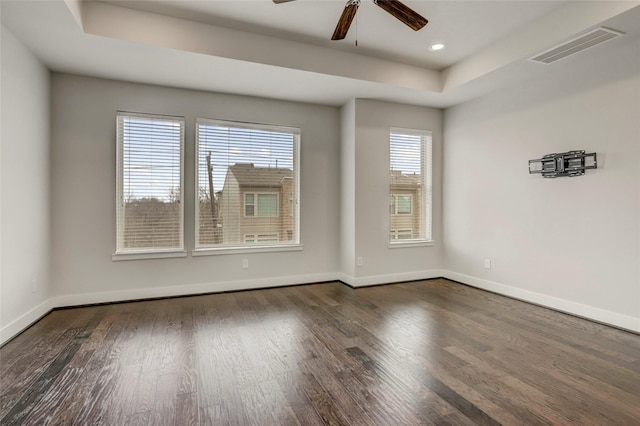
(206, 152, 221, 244)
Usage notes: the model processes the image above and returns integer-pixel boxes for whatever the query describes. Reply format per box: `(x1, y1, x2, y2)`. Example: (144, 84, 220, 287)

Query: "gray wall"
(443, 36, 640, 329)
(50, 74, 341, 303)
(339, 100, 356, 278)
(349, 99, 443, 285)
(1, 26, 51, 340)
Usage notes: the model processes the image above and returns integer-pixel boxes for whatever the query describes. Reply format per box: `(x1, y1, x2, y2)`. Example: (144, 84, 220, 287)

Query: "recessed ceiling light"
(430, 43, 445, 51)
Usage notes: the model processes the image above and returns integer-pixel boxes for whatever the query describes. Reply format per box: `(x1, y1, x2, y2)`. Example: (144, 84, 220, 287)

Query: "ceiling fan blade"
(374, 0, 428, 31)
(332, 1, 360, 40)
(272, 0, 296, 3)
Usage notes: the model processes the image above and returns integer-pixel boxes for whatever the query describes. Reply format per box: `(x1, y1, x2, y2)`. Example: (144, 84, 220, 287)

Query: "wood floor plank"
(1, 279, 639, 425)
(19, 366, 85, 425)
(44, 308, 129, 424)
(0, 307, 107, 424)
(175, 391, 199, 426)
(125, 410, 149, 426)
(444, 345, 577, 424)
(102, 363, 144, 425)
(344, 339, 483, 424)
(301, 356, 375, 426)
(0, 308, 104, 414)
(0, 328, 79, 419)
(296, 371, 351, 426)
(177, 299, 197, 395)
(149, 373, 179, 426)
(71, 309, 137, 424)
(274, 372, 324, 425)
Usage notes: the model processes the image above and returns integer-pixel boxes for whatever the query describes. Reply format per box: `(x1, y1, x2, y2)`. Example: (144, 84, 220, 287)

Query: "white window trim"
(112, 250, 187, 261)
(192, 244, 303, 256)
(389, 229, 433, 248)
(114, 111, 185, 260)
(388, 240, 435, 249)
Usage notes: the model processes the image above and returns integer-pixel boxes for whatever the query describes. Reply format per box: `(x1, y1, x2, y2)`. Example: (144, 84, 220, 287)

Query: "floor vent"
(529, 27, 624, 64)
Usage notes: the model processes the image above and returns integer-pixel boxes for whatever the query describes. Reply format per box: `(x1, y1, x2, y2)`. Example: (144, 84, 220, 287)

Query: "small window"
(289, 195, 294, 217)
(257, 193, 278, 217)
(390, 194, 413, 215)
(244, 193, 278, 217)
(390, 229, 413, 240)
(245, 194, 255, 216)
(389, 128, 432, 243)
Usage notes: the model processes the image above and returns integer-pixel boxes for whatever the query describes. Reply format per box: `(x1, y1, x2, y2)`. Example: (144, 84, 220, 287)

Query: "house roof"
(391, 170, 421, 189)
(229, 163, 292, 188)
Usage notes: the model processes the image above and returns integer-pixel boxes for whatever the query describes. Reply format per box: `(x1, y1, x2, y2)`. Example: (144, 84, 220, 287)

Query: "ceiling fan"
(272, 0, 428, 41)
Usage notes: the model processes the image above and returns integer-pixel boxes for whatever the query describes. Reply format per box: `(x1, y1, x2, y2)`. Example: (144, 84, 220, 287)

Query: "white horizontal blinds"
(389, 128, 432, 242)
(116, 112, 184, 253)
(196, 119, 299, 248)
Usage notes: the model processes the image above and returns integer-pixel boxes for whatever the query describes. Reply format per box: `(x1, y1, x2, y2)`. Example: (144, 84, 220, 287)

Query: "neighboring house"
(389, 170, 422, 240)
(219, 163, 294, 245)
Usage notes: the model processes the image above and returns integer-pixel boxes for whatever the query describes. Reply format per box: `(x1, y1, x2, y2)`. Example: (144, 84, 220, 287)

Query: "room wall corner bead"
(528, 150, 597, 178)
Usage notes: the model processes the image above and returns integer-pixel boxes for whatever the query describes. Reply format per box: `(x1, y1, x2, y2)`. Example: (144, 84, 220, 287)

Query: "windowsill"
(192, 244, 303, 256)
(388, 240, 435, 249)
(112, 250, 188, 261)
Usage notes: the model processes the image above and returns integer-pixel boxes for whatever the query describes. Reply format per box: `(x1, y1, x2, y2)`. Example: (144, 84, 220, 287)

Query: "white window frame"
(389, 127, 433, 248)
(113, 111, 186, 261)
(244, 192, 279, 217)
(193, 118, 302, 256)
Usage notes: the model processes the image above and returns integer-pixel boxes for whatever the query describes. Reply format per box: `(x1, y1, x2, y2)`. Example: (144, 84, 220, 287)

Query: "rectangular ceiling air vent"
(529, 27, 624, 64)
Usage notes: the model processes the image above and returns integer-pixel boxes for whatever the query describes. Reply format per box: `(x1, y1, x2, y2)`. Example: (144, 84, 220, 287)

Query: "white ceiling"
(2, 0, 640, 108)
(98, 0, 564, 70)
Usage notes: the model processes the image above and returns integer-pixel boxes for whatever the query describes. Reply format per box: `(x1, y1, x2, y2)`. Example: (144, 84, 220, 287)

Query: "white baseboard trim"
(340, 269, 445, 288)
(1, 273, 338, 345)
(337, 273, 355, 287)
(4, 270, 637, 345)
(0, 298, 56, 346)
(51, 272, 339, 309)
(443, 270, 640, 333)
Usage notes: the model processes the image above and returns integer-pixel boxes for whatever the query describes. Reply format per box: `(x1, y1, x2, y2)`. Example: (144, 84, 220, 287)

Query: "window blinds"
(195, 119, 299, 249)
(116, 112, 184, 253)
(389, 128, 432, 242)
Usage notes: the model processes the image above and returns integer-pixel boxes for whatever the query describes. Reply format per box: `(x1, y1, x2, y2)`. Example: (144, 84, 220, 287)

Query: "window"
(115, 112, 185, 256)
(244, 234, 279, 244)
(195, 119, 300, 250)
(244, 193, 278, 217)
(389, 128, 432, 244)
(390, 229, 413, 240)
(390, 194, 413, 215)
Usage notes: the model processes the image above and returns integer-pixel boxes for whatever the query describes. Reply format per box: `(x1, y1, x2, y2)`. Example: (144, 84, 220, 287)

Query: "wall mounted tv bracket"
(529, 150, 597, 178)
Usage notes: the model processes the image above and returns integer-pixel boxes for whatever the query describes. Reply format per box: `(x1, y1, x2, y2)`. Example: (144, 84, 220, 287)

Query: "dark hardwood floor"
(1, 279, 639, 425)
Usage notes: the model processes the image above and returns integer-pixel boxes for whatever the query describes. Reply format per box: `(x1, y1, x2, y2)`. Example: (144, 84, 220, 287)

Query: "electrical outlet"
(356, 257, 363, 267)
(242, 259, 249, 269)
(484, 259, 491, 269)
